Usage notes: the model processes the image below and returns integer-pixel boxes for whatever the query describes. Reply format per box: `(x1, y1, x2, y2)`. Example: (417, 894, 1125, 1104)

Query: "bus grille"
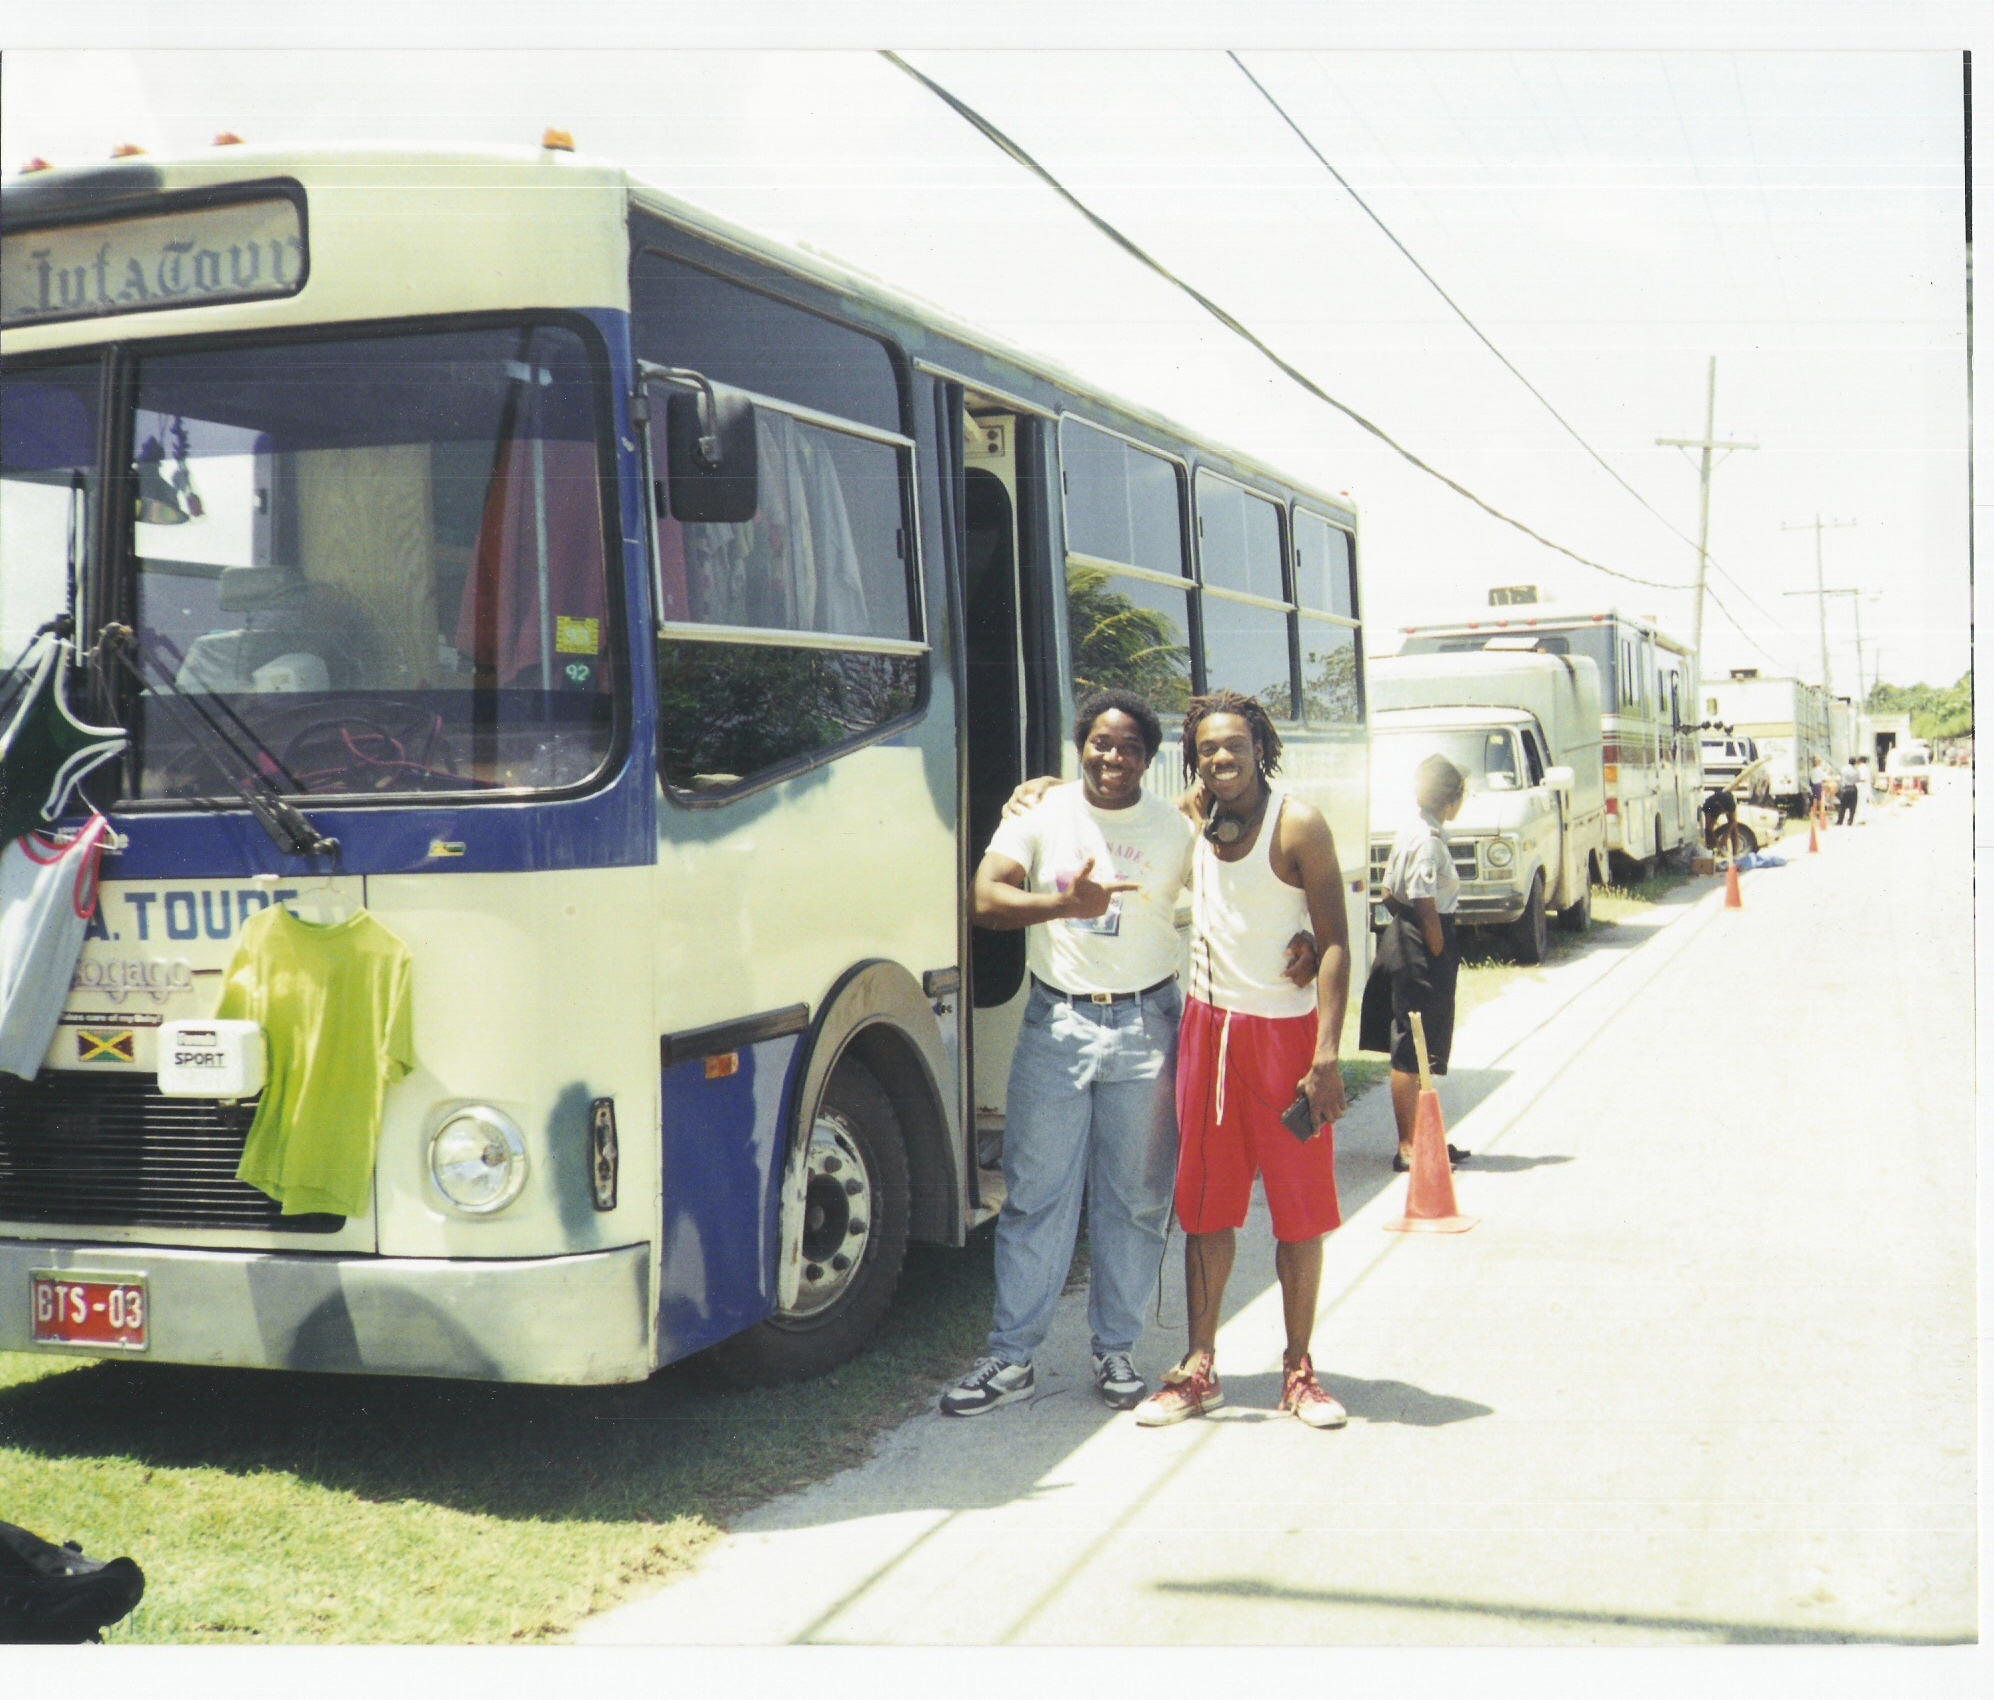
(0, 1074, 343, 1234)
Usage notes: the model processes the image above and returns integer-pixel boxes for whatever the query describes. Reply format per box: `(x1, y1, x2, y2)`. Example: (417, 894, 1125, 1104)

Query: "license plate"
(31, 1273, 149, 1352)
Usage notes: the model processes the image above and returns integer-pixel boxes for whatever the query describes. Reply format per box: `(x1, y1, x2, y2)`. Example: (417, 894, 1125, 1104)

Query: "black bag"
(0, 1520, 145, 1643)
(1357, 911, 1405, 1055)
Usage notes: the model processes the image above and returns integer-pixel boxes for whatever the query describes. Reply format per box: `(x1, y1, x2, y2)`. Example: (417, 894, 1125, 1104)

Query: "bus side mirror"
(666, 383, 759, 524)
(1543, 765, 1575, 794)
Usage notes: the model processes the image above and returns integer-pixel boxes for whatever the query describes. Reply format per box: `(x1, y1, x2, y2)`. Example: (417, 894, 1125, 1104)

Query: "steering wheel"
(279, 708, 453, 794)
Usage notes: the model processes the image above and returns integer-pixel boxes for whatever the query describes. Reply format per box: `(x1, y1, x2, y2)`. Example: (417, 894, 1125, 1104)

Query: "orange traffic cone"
(1725, 860, 1743, 908)
(1808, 820, 1820, 854)
(1386, 1012, 1477, 1234)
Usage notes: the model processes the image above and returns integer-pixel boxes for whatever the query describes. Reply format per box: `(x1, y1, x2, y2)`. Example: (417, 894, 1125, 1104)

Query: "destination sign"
(3, 194, 305, 328)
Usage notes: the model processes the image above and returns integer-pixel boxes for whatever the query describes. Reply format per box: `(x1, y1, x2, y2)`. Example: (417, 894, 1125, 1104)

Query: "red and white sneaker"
(1280, 1356, 1347, 1429)
(1133, 1352, 1224, 1427)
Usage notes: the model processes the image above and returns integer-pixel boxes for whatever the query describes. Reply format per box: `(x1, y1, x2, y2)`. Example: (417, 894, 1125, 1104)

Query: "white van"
(1367, 651, 1608, 963)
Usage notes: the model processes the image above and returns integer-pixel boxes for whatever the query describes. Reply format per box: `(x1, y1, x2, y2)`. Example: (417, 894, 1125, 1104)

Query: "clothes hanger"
(50, 811, 127, 854)
(253, 870, 360, 926)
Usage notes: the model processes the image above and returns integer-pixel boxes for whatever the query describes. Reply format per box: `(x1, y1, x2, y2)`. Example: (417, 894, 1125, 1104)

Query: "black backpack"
(0, 1520, 145, 1643)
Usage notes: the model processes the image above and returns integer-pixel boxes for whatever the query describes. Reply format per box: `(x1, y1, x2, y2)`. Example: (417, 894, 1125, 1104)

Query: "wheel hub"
(781, 1112, 872, 1319)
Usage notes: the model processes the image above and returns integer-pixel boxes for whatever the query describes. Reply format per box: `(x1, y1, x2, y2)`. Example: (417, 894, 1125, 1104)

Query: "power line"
(1706, 557, 1790, 632)
(1233, 52, 1806, 659)
(881, 49, 1691, 595)
(1230, 51, 1701, 557)
(1703, 581, 1786, 669)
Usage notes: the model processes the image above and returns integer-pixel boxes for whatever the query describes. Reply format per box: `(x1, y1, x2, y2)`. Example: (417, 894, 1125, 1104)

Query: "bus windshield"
(104, 321, 617, 801)
(1372, 726, 1522, 808)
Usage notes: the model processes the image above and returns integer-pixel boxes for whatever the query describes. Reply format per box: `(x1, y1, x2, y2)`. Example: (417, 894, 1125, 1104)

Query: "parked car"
(1885, 744, 1932, 795)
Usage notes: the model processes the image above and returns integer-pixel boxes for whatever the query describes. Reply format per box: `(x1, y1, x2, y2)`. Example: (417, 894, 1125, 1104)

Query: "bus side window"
(1292, 510, 1361, 727)
(631, 237, 926, 798)
(1059, 418, 1192, 716)
(1196, 470, 1293, 717)
(641, 401, 918, 798)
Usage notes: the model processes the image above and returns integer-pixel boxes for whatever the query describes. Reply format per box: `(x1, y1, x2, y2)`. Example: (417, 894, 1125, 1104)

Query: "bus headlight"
(429, 1107, 529, 1214)
(1484, 839, 1516, 870)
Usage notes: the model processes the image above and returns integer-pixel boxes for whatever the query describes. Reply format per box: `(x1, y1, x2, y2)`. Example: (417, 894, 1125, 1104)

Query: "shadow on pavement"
(1454, 1153, 1574, 1174)
(1145, 1577, 1970, 1645)
(1220, 1370, 1493, 1428)
(1328, 1068, 1513, 1225)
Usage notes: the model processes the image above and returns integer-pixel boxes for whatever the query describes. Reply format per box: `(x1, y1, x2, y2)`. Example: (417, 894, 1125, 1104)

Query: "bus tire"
(1509, 873, 1549, 964)
(1556, 869, 1591, 934)
(708, 1060, 911, 1387)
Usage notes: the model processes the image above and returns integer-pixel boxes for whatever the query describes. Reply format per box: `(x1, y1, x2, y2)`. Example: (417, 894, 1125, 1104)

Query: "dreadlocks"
(1181, 690, 1283, 782)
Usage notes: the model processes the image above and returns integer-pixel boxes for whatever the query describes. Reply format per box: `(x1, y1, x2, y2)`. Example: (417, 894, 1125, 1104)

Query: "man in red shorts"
(1134, 691, 1354, 1431)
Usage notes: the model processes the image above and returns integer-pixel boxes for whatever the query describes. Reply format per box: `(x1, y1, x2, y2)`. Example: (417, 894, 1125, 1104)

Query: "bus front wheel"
(709, 1060, 911, 1386)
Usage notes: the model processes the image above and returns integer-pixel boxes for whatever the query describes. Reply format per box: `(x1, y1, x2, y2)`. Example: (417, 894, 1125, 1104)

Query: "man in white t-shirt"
(941, 690, 1195, 1416)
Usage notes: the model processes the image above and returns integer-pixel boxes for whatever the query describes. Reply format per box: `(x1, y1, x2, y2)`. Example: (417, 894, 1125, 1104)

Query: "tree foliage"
(1064, 564, 1190, 714)
(1866, 671, 1973, 744)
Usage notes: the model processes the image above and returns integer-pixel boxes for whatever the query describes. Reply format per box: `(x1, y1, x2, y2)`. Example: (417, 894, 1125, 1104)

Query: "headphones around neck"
(1202, 786, 1270, 845)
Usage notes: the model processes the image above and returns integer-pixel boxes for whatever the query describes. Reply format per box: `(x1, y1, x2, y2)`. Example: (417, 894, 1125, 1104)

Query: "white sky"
(1, 7, 1978, 698)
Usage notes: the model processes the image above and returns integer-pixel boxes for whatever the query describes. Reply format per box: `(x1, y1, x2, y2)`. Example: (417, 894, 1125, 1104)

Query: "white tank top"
(1189, 786, 1317, 1019)
(0, 815, 109, 1080)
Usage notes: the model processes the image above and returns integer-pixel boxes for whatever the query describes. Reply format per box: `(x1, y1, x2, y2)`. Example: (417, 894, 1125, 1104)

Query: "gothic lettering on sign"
(2, 197, 306, 327)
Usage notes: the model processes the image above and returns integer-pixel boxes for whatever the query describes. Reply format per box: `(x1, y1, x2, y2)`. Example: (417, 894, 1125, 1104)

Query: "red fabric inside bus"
(455, 439, 609, 686)
(655, 514, 689, 624)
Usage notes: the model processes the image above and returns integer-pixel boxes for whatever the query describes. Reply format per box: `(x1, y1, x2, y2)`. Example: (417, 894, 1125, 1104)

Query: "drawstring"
(1213, 1009, 1234, 1125)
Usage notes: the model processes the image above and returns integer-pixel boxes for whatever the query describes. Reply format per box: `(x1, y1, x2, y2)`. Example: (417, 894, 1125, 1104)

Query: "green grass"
(1443, 858, 1707, 1017)
(0, 1235, 997, 1644)
(1, 1054, 1395, 1646)
(1339, 1057, 1390, 1103)
(1591, 864, 1696, 918)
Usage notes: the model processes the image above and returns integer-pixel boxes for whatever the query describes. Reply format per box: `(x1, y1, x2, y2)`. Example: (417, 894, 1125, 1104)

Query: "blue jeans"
(988, 979, 1183, 1364)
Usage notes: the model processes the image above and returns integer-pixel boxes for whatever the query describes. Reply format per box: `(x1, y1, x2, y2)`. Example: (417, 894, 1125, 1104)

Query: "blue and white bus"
(0, 137, 1368, 1384)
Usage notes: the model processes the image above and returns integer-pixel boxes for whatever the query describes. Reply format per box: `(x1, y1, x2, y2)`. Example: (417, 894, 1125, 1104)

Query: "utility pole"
(1657, 357, 1756, 720)
(1779, 515, 1857, 693)
(1783, 582, 1873, 705)
(1820, 588, 1878, 709)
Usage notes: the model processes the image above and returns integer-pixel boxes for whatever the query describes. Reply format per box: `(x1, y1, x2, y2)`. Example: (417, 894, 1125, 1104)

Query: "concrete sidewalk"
(582, 780, 1976, 1647)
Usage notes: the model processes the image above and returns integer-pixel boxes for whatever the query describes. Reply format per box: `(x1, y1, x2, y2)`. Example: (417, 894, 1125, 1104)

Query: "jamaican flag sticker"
(76, 1029, 137, 1064)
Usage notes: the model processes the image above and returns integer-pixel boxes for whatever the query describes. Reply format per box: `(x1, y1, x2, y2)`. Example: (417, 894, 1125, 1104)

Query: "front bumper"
(0, 1238, 653, 1385)
(1368, 882, 1527, 928)
(1456, 887, 1529, 924)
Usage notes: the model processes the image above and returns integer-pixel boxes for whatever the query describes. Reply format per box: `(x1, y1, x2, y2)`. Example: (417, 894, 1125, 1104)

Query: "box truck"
(1702, 672, 1829, 812)
(1366, 649, 1607, 963)
(1398, 610, 1698, 878)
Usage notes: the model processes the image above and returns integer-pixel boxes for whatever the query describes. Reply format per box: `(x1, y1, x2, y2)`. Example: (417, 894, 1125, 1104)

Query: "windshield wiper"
(95, 624, 339, 860)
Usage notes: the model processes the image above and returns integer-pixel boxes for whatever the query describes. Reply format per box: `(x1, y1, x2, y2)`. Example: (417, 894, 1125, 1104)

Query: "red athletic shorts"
(1174, 996, 1341, 1242)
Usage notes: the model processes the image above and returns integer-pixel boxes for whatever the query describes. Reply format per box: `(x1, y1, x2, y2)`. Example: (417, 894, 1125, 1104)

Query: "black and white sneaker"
(1092, 1350, 1146, 1410)
(940, 1355, 1035, 1417)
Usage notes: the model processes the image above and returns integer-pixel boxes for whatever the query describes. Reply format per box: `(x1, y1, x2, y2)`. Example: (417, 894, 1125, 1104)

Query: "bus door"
(1667, 662, 1696, 847)
(959, 407, 1032, 1186)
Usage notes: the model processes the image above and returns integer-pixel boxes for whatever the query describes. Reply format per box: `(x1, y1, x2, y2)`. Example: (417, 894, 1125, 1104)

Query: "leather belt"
(1032, 973, 1176, 1006)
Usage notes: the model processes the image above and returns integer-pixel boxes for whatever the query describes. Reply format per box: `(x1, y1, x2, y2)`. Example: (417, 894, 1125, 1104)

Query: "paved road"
(583, 778, 1977, 1650)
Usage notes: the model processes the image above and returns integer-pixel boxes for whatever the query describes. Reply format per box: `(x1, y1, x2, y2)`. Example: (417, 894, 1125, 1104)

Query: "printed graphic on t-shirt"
(1056, 863, 1123, 936)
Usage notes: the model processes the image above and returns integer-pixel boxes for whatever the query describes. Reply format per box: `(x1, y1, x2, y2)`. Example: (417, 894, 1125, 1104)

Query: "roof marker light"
(541, 128, 575, 152)
(213, 131, 245, 146)
(19, 156, 54, 174)
(111, 143, 146, 158)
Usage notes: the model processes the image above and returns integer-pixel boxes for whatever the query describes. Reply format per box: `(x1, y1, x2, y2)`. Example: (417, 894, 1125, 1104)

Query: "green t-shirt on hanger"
(219, 904, 415, 1218)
